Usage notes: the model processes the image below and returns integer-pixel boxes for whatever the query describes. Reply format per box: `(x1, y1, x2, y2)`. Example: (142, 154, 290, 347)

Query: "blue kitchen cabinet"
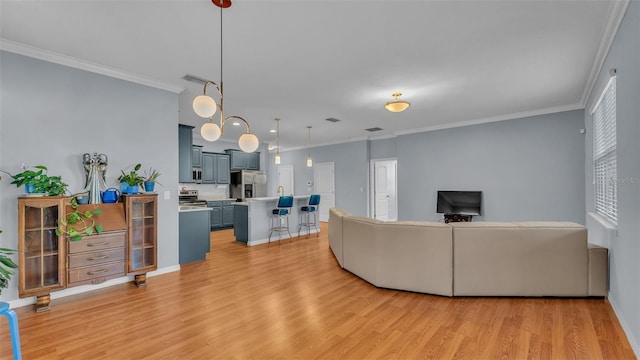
(178, 124, 194, 183)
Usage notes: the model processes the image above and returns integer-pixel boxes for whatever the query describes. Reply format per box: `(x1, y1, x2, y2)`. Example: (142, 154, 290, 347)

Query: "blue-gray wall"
(0, 51, 180, 302)
(584, 1, 639, 354)
(369, 137, 397, 160)
(396, 110, 586, 223)
(266, 141, 369, 216)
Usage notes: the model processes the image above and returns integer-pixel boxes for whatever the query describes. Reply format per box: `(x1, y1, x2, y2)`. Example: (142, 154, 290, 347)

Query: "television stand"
(443, 214, 473, 223)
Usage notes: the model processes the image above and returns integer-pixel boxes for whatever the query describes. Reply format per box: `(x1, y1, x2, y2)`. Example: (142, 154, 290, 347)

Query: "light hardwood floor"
(1, 222, 635, 359)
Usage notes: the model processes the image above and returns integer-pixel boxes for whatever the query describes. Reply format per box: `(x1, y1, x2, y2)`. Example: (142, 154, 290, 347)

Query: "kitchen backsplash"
(179, 183, 230, 200)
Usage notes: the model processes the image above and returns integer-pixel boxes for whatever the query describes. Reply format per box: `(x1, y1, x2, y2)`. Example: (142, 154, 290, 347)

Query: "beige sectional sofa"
(328, 207, 608, 297)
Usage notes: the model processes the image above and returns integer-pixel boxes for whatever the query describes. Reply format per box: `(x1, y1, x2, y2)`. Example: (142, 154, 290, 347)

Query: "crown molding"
(580, 0, 630, 106)
(0, 39, 184, 94)
(394, 103, 584, 136)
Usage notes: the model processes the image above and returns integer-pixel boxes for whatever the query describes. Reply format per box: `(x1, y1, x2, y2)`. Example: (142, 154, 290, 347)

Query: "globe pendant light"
(384, 92, 411, 112)
(192, 0, 259, 153)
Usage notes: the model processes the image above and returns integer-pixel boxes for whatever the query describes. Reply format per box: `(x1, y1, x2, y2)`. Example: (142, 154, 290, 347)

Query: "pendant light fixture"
(306, 125, 313, 167)
(274, 118, 281, 165)
(384, 92, 411, 113)
(192, 0, 259, 153)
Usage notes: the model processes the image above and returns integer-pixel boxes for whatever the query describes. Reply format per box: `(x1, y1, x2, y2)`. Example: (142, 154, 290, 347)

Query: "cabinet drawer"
(68, 261, 125, 286)
(68, 248, 125, 268)
(67, 231, 126, 253)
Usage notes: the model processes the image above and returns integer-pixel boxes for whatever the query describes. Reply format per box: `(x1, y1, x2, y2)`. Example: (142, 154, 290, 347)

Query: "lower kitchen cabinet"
(208, 200, 235, 230)
(179, 209, 211, 264)
(222, 202, 234, 227)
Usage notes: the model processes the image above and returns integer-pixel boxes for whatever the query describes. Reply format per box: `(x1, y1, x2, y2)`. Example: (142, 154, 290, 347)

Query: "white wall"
(584, 1, 640, 355)
(0, 51, 180, 302)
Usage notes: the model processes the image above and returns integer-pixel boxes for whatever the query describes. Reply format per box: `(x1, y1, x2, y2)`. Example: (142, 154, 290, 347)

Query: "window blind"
(592, 76, 617, 224)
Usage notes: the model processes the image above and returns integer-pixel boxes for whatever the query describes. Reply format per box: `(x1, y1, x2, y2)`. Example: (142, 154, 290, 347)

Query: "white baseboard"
(609, 294, 640, 358)
(7, 265, 181, 309)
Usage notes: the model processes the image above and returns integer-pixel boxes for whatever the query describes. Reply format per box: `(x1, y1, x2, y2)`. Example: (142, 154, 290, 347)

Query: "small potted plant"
(1, 165, 68, 196)
(117, 163, 144, 194)
(0, 229, 18, 295)
(143, 167, 161, 192)
(56, 196, 103, 241)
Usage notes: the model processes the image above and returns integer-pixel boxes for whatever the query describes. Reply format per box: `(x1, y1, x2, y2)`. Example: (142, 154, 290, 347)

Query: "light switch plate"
(163, 190, 171, 200)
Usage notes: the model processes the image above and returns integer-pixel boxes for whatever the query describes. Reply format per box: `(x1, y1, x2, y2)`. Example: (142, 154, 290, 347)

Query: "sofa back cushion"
(328, 207, 351, 267)
(342, 216, 454, 296)
(452, 222, 588, 296)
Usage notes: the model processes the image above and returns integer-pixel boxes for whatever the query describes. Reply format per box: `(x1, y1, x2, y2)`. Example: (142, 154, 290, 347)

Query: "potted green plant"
(2, 165, 68, 196)
(0, 229, 18, 295)
(143, 167, 161, 192)
(56, 196, 103, 241)
(117, 163, 144, 194)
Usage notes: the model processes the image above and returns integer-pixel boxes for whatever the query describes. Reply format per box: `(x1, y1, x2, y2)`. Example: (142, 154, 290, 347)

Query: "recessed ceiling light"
(270, 129, 276, 133)
(232, 122, 240, 126)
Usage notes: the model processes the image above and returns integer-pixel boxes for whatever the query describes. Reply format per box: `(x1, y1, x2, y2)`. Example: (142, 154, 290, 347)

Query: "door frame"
(277, 164, 294, 196)
(369, 158, 398, 220)
(314, 162, 335, 222)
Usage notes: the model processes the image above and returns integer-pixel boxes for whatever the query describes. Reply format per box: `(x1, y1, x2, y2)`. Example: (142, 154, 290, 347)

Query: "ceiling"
(0, 1, 624, 150)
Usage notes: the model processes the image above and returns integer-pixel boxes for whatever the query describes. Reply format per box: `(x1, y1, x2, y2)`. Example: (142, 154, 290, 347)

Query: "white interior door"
(277, 165, 294, 196)
(314, 162, 335, 222)
(372, 159, 397, 221)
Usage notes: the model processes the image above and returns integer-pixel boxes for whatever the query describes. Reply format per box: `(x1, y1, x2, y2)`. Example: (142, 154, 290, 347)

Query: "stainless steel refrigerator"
(230, 170, 267, 200)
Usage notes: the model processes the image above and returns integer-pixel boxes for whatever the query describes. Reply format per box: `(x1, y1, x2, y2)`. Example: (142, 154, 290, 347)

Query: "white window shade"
(592, 76, 617, 225)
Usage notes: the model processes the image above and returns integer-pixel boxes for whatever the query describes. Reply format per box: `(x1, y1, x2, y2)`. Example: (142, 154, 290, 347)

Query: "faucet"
(277, 185, 284, 196)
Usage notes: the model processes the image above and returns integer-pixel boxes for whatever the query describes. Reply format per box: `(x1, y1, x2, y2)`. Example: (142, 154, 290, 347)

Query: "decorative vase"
(144, 181, 155, 192)
(25, 183, 35, 193)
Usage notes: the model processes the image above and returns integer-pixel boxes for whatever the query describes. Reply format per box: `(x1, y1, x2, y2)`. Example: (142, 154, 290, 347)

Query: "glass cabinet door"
(127, 195, 157, 274)
(18, 197, 66, 298)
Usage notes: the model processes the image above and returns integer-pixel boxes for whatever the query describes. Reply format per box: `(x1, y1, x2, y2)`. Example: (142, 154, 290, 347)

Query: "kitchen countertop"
(248, 195, 310, 202)
(178, 206, 213, 212)
(199, 196, 237, 202)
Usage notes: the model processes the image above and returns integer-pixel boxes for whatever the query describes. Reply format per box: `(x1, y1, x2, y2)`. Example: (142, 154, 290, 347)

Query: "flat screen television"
(436, 191, 482, 215)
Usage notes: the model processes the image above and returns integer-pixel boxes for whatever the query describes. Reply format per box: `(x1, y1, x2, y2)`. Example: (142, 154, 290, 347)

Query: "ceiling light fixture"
(274, 118, 281, 165)
(306, 125, 313, 167)
(384, 92, 411, 113)
(192, 0, 259, 153)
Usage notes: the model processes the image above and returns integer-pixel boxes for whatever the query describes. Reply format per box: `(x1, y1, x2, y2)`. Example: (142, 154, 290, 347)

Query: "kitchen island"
(178, 206, 212, 264)
(234, 196, 319, 246)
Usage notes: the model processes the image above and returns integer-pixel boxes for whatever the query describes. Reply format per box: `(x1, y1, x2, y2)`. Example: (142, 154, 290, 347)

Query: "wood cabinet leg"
(35, 294, 51, 313)
(134, 273, 147, 288)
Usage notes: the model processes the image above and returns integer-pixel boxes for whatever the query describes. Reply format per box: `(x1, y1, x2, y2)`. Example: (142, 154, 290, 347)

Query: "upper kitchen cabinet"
(202, 152, 230, 184)
(178, 124, 194, 183)
(216, 154, 230, 183)
(226, 149, 260, 170)
(192, 145, 203, 168)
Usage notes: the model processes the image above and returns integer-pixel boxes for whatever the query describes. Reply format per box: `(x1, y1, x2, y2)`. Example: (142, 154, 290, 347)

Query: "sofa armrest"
(588, 243, 608, 296)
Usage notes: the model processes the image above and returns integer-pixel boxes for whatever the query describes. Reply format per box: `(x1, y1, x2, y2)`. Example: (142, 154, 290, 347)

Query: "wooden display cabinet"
(123, 194, 158, 287)
(17, 196, 67, 312)
(66, 203, 127, 288)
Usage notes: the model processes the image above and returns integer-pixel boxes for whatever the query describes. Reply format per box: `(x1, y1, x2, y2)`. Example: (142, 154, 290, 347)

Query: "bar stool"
(298, 194, 320, 237)
(0, 301, 22, 360)
(269, 196, 293, 244)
